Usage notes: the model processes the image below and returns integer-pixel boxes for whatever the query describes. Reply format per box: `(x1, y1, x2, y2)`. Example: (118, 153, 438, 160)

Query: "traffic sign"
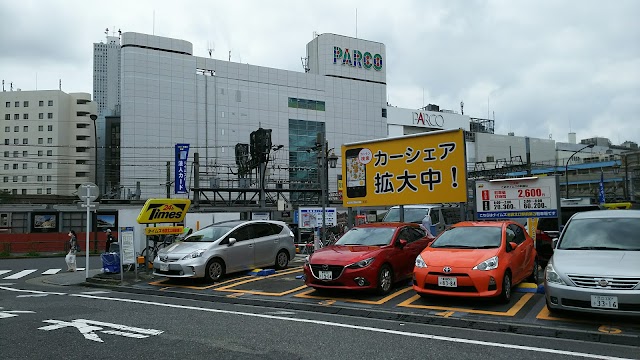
(78, 182, 99, 202)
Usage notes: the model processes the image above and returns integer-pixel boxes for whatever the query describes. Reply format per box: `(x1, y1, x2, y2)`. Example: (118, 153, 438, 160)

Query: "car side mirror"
(397, 239, 408, 248)
(552, 238, 558, 249)
(508, 242, 518, 251)
(228, 238, 237, 246)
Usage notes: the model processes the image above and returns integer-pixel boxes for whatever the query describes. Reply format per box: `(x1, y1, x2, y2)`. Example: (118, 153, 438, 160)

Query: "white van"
(381, 204, 462, 236)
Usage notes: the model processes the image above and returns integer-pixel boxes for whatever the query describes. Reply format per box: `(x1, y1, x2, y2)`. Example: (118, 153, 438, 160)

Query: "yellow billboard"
(342, 129, 467, 207)
(136, 198, 191, 224)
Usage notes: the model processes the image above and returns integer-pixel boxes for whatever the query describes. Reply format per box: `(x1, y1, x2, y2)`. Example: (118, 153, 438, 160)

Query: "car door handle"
(248, 244, 254, 248)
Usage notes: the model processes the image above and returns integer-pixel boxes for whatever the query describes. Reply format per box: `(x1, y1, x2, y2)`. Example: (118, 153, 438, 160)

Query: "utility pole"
(166, 161, 171, 198)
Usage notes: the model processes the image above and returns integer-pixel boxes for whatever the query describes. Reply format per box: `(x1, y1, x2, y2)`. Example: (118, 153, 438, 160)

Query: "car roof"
(389, 204, 440, 209)
(570, 209, 640, 220)
(357, 222, 420, 228)
(208, 219, 285, 228)
(453, 221, 508, 228)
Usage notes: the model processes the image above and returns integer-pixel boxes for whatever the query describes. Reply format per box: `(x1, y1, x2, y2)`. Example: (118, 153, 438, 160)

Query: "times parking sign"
(475, 176, 560, 219)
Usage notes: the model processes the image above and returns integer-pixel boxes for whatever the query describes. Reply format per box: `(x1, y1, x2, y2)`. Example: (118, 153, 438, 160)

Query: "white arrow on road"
(0, 307, 35, 319)
(39, 319, 163, 343)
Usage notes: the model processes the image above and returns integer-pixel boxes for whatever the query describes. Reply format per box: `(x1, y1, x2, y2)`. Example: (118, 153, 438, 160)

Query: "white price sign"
(476, 177, 559, 219)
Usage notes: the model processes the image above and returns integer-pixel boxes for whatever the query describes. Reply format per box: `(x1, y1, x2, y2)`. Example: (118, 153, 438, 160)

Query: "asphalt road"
(1, 281, 638, 360)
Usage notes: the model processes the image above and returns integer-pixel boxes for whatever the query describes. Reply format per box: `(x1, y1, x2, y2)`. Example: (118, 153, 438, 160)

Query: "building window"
(4, 126, 8, 132)
(11, 189, 16, 195)
(38, 125, 43, 131)
(48, 100, 53, 106)
(47, 138, 52, 144)
(38, 150, 43, 156)
(47, 163, 52, 169)
(13, 139, 18, 145)
(23, 126, 28, 132)
(23, 114, 28, 120)
(38, 138, 43, 144)
(47, 125, 53, 131)
(13, 151, 18, 157)
(14, 101, 19, 107)
(22, 163, 27, 169)
(22, 176, 27, 182)
(288, 97, 326, 111)
(46, 188, 52, 194)
(37, 189, 42, 194)
(22, 151, 26, 157)
(2, 177, 7, 183)
(39, 113, 43, 119)
(12, 164, 17, 169)
(3, 139, 7, 145)
(4, 114, 9, 120)
(14, 114, 19, 120)
(47, 150, 52, 156)
(21, 189, 27, 195)
(5, 102, 9, 108)
(46, 176, 52, 181)
(23, 101, 29, 107)
(382, 108, 387, 118)
(3, 164, 7, 170)
(39, 101, 44, 107)
(14, 126, 18, 132)
(47, 113, 53, 119)
(12, 176, 17, 182)
(38, 162, 43, 169)
(22, 138, 28, 144)
(3, 151, 8, 157)
(37, 175, 43, 181)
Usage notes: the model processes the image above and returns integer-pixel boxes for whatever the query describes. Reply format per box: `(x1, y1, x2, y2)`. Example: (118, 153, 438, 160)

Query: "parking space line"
(397, 293, 534, 316)
(149, 274, 257, 290)
(294, 287, 413, 305)
(212, 268, 306, 296)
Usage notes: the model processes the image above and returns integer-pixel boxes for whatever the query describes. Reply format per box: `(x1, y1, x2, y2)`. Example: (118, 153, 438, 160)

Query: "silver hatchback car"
(153, 220, 295, 281)
(545, 210, 640, 316)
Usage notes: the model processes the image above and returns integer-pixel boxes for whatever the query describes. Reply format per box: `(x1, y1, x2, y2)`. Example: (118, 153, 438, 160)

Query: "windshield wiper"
(474, 245, 499, 249)
(562, 246, 626, 250)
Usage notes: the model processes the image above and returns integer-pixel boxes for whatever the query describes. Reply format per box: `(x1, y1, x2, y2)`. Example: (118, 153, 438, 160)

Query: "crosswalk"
(1, 268, 86, 280)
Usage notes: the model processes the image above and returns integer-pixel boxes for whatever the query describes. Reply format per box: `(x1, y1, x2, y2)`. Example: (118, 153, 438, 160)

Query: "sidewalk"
(42, 269, 104, 286)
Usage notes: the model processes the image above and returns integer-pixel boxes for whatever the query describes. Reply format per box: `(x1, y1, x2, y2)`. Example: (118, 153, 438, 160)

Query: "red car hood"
(309, 245, 383, 266)
(420, 248, 499, 268)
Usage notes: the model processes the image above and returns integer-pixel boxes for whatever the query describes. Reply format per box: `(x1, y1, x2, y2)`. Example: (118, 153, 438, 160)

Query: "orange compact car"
(413, 221, 537, 303)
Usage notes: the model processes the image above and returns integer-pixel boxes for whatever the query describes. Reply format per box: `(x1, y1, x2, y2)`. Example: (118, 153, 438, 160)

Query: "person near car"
(65, 230, 78, 272)
(105, 229, 117, 252)
(421, 214, 433, 237)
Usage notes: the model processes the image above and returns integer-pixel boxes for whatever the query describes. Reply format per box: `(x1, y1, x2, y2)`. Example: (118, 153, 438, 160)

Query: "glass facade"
(288, 97, 325, 111)
(289, 119, 325, 204)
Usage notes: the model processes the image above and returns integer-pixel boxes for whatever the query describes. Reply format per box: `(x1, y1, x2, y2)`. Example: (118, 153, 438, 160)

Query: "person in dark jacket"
(105, 229, 117, 252)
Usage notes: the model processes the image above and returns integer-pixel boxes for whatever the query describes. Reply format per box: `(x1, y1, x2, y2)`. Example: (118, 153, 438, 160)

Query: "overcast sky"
(1, 0, 638, 145)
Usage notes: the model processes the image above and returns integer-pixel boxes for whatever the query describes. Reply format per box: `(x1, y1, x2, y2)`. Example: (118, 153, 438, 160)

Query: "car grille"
(561, 299, 640, 312)
(154, 269, 183, 276)
(424, 284, 478, 293)
(567, 275, 640, 290)
(310, 265, 345, 280)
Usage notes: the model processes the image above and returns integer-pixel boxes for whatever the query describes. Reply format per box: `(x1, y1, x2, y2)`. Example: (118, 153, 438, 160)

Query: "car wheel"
(275, 250, 289, 270)
(526, 258, 539, 284)
(498, 271, 512, 304)
(376, 264, 394, 295)
(204, 259, 225, 282)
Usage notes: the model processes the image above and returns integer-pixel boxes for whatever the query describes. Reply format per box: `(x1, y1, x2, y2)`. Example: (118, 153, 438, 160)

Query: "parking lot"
(138, 264, 640, 340)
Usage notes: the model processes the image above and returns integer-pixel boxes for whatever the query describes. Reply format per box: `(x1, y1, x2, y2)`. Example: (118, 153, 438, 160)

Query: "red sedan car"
(304, 223, 433, 294)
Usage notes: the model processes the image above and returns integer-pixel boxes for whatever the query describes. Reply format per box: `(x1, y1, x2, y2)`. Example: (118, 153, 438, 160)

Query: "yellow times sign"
(144, 226, 184, 236)
(136, 198, 191, 224)
(342, 129, 467, 207)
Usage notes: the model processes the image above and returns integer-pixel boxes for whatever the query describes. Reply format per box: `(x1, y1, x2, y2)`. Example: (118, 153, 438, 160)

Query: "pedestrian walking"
(65, 230, 79, 272)
(105, 229, 117, 252)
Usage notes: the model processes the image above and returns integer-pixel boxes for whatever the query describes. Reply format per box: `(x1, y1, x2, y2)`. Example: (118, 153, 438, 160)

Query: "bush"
(25, 251, 40, 257)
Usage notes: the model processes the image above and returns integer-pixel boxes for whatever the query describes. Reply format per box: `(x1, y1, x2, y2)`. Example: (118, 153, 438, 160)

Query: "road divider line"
(397, 293, 534, 316)
(71, 293, 633, 360)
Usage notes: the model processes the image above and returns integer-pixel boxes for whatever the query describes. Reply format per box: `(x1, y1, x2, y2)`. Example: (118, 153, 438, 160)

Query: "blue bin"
(101, 252, 121, 274)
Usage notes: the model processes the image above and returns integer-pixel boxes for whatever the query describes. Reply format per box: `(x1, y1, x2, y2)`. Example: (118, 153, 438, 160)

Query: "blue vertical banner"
(175, 144, 190, 194)
(598, 169, 606, 204)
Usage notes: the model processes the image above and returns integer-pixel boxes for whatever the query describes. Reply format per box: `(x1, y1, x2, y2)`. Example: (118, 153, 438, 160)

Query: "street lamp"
(315, 134, 338, 250)
(565, 144, 595, 198)
(90, 114, 98, 185)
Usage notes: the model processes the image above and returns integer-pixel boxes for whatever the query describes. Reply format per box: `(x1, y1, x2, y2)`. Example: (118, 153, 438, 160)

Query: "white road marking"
(38, 319, 163, 343)
(17, 294, 49, 298)
(41, 269, 61, 275)
(0, 283, 15, 286)
(72, 293, 632, 360)
(0, 286, 66, 295)
(0, 270, 11, 276)
(4, 270, 37, 279)
(79, 291, 111, 295)
(0, 308, 35, 319)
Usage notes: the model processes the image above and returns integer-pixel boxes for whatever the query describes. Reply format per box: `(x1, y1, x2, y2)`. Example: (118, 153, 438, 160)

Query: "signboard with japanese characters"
(475, 176, 559, 219)
(298, 207, 337, 229)
(175, 143, 190, 194)
(341, 129, 467, 207)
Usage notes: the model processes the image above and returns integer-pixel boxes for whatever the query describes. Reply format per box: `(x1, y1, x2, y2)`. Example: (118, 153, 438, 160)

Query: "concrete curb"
(81, 279, 639, 347)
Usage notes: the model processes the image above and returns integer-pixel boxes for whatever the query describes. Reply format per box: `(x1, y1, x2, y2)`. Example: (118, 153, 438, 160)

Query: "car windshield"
(334, 227, 396, 246)
(182, 225, 234, 242)
(558, 218, 640, 250)
(383, 208, 429, 223)
(430, 226, 502, 248)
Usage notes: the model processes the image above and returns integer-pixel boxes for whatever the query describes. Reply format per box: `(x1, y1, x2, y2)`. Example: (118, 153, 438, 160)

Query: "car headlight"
(181, 249, 206, 260)
(347, 257, 375, 269)
(473, 256, 499, 271)
(415, 254, 427, 268)
(545, 262, 567, 285)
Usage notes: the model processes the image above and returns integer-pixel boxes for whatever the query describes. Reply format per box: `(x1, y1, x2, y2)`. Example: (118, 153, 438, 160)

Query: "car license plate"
(438, 276, 457, 287)
(160, 264, 169, 272)
(591, 295, 618, 309)
(318, 271, 332, 280)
